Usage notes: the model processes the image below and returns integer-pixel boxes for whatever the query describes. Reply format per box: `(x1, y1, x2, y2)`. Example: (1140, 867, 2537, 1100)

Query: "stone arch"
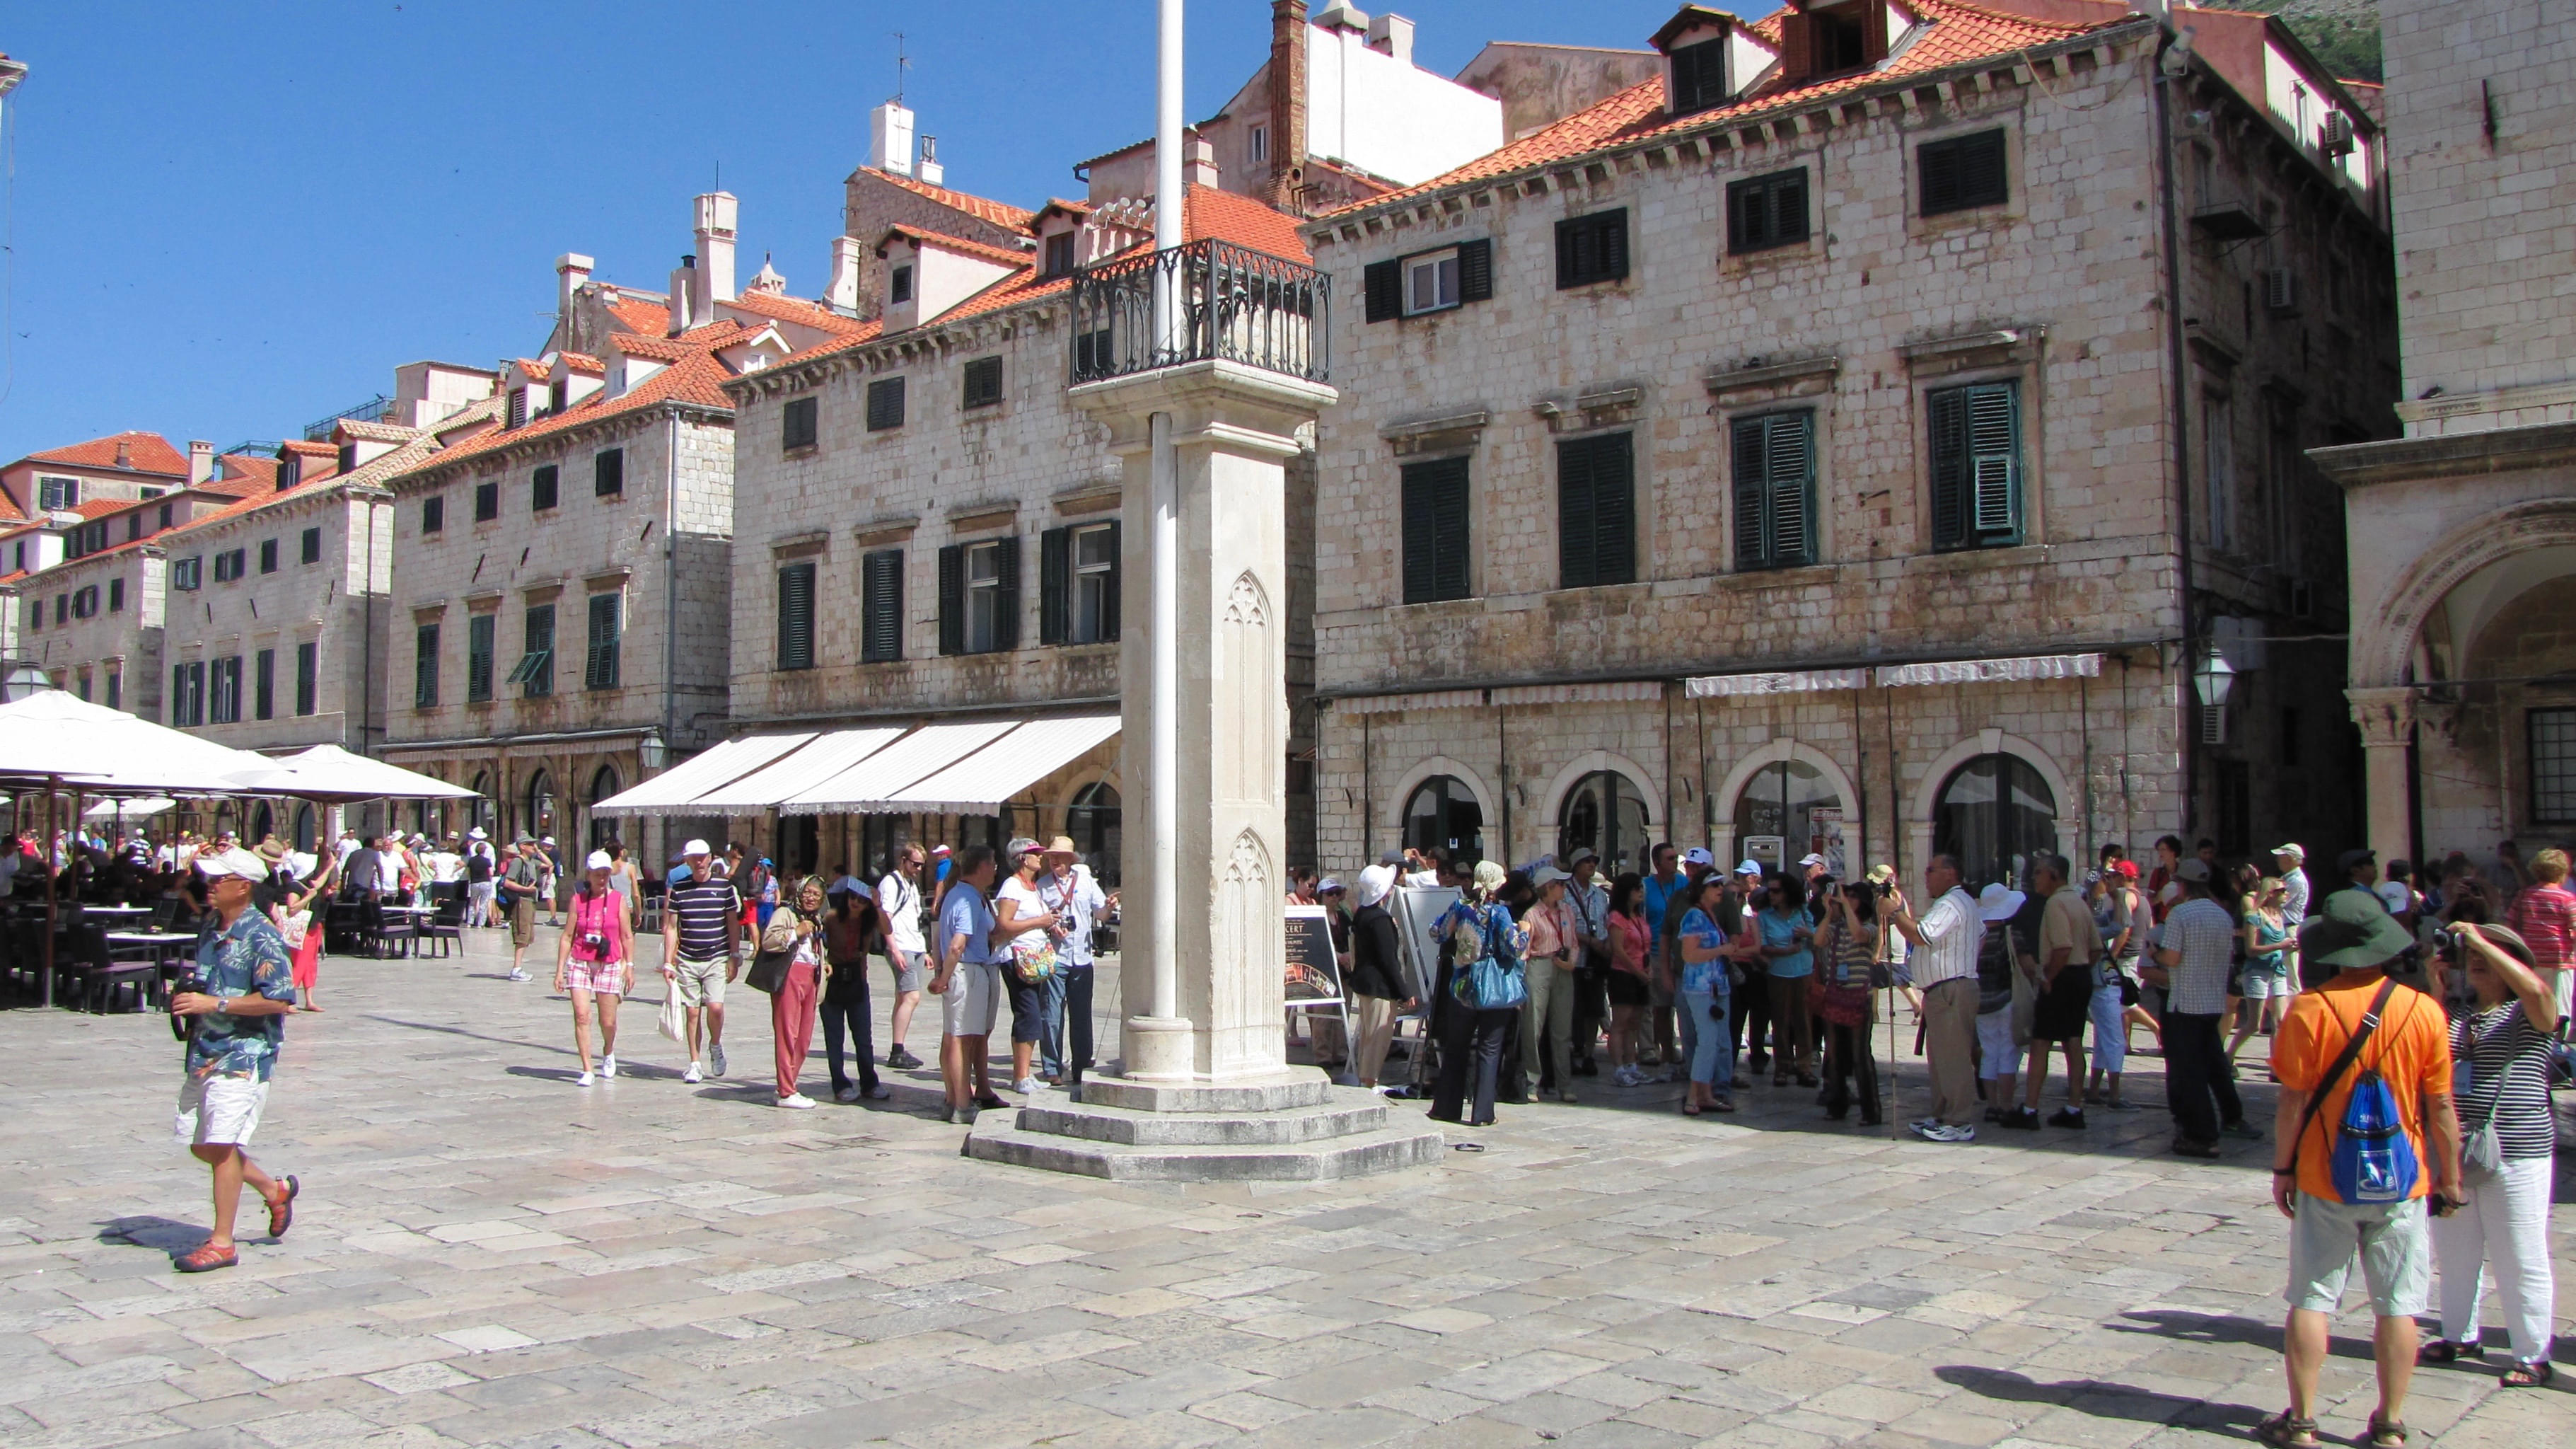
(1531, 749, 1666, 838)
(1711, 739, 1860, 840)
(2361, 497, 2576, 688)
(1905, 729, 2072, 870)
(1381, 754, 1503, 835)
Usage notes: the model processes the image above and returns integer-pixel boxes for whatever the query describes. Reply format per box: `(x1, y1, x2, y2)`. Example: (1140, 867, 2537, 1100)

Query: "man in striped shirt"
(1889, 853, 1983, 1142)
(661, 840, 741, 1085)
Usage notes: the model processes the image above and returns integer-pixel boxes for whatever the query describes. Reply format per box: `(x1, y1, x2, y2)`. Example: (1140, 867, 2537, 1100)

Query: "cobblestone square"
(3, 928, 2565, 1448)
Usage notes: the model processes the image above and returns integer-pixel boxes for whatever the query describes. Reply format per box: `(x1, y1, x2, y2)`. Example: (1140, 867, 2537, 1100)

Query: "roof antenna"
(893, 31, 910, 105)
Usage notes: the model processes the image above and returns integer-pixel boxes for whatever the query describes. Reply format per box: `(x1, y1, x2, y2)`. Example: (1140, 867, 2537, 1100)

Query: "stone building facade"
(2313, 0, 2576, 865)
(1300, 0, 2396, 885)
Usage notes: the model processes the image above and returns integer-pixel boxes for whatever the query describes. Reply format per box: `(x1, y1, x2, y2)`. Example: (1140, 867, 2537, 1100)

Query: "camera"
(169, 967, 207, 1041)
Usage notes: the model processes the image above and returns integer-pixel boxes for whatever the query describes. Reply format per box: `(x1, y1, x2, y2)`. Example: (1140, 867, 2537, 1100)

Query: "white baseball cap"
(1681, 848, 1715, 867)
(196, 848, 268, 880)
(682, 838, 712, 856)
(1735, 859, 1763, 877)
(1797, 853, 1828, 868)
(586, 849, 613, 870)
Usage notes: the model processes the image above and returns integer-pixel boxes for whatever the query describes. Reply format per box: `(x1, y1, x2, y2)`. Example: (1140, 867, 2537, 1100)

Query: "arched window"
(1066, 780, 1122, 887)
(250, 802, 274, 845)
(526, 769, 557, 843)
(466, 771, 496, 834)
(1732, 759, 1843, 875)
(1558, 770, 1650, 875)
(1403, 775, 1485, 867)
(292, 804, 316, 853)
(588, 765, 622, 852)
(1933, 753, 2059, 891)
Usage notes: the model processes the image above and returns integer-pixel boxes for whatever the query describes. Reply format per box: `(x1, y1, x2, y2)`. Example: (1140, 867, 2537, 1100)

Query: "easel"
(1284, 903, 1352, 1071)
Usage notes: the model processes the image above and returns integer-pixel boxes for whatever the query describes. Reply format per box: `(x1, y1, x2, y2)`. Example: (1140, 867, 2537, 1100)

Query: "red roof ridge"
(857, 167, 1038, 234)
(17, 430, 191, 477)
(881, 224, 1038, 270)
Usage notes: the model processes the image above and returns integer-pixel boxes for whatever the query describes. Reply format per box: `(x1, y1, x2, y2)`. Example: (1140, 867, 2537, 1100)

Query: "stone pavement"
(1, 925, 2568, 1449)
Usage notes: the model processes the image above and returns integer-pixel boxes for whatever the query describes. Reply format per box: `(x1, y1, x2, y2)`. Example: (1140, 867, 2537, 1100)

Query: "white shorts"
(1976, 1009, 2024, 1080)
(176, 1075, 269, 1148)
(941, 960, 1003, 1039)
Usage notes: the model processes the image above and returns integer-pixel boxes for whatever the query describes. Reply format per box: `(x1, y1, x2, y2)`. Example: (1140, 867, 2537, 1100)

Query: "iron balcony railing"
(302, 393, 395, 440)
(1068, 239, 1329, 386)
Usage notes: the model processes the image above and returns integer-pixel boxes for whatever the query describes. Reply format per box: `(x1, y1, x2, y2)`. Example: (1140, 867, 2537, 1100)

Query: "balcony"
(1067, 240, 1329, 386)
(302, 393, 395, 440)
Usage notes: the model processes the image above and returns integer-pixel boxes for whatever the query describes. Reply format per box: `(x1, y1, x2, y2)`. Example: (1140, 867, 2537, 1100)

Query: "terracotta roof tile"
(934, 272, 1072, 327)
(559, 352, 606, 374)
(881, 224, 1038, 270)
(168, 393, 506, 538)
(1183, 185, 1313, 263)
(17, 431, 190, 477)
(856, 167, 1037, 233)
(718, 289, 872, 335)
(1324, 0, 2126, 220)
(610, 319, 753, 362)
(605, 295, 672, 337)
(423, 342, 736, 472)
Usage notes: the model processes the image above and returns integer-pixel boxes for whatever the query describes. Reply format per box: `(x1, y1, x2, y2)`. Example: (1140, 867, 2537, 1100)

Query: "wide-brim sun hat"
(1356, 863, 1397, 907)
(2297, 889, 2414, 970)
(1471, 859, 1507, 893)
(1977, 882, 2027, 921)
(1043, 835, 1078, 858)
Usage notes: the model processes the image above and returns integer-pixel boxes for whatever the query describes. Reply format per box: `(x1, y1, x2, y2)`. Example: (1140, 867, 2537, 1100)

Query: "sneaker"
(1615, 1066, 1642, 1088)
(863, 1083, 892, 1101)
(777, 1093, 817, 1109)
(576, 1070, 596, 1087)
(886, 1046, 923, 1070)
(1908, 1116, 1938, 1133)
(2047, 1107, 2087, 1129)
(1557, 1088, 1579, 1104)
(835, 1085, 861, 1104)
(708, 1042, 727, 1078)
(2001, 1107, 2042, 1130)
(600, 1054, 617, 1079)
(1918, 1122, 1975, 1143)
(683, 1063, 703, 1085)
(1014, 1078, 1042, 1096)
(506, 967, 530, 982)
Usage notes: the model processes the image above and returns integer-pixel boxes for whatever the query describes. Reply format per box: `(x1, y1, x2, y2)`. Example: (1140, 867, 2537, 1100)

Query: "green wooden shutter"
(468, 615, 494, 701)
(1401, 457, 1470, 604)
(1362, 260, 1400, 323)
(936, 545, 965, 655)
(1766, 413, 1814, 567)
(1927, 386, 1971, 550)
(992, 534, 1021, 650)
(1966, 382, 2021, 543)
(1557, 440, 1596, 588)
(414, 623, 439, 707)
(1732, 420, 1771, 569)
(586, 593, 620, 688)
(1557, 434, 1635, 588)
(861, 550, 903, 662)
(775, 563, 815, 670)
(1038, 526, 1070, 645)
(295, 642, 317, 714)
(1456, 239, 1493, 302)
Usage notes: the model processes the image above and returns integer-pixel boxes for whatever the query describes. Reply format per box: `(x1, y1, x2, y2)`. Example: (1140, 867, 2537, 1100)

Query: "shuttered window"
(466, 615, 495, 703)
(1731, 411, 1816, 570)
(1927, 381, 2023, 551)
(170, 662, 206, 727)
(1556, 432, 1637, 589)
(474, 481, 499, 521)
(777, 562, 817, 671)
(295, 642, 318, 715)
(1670, 38, 1729, 115)
(422, 495, 444, 533)
(584, 593, 620, 689)
(300, 526, 322, 564)
(866, 377, 907, 432)
(939, 538, 1019, 654)
(1398, 458, 1471, 604)
(1040, 522, 1120, 645)
(511, 605, 555, 695)
(259, 539, 279, 574)
(962, 357, 1004, 408)
(593, 449, 624, 497)
(109, 578, 124, 612)
(782, 396, 818, 451)
(209, 657, 242, 724)
(255, 649, 276, 720)
(1727, 168, 1810, 253)
(861, 549, 903, 662)
(1919, 129, 2009, 217)
(414, 623, 439, 708)
(1555, 209, 1629, 289)
(532, 464, 559, 512)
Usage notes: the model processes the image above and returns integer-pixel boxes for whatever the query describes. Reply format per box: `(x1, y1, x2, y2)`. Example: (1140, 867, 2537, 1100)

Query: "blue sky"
(0, 1, 1730, 463)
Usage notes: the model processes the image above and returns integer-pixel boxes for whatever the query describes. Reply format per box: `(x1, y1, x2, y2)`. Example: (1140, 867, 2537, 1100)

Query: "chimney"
(917, 136, 944, 187)
(115, 437, 134, 469)
(555, 252, 593, 323)
(1267, 1, 1310, 214)
(825, 236, 864, 312)
(667, 255, 697, 335)
(693, 192, 737, 306)
(1313, 3, 1367, 33)
(869, 100, 916, 176)
(187, 440, 214, 485)
(1185, 135, 1220, 188)
(1365, 11, 1414, 66)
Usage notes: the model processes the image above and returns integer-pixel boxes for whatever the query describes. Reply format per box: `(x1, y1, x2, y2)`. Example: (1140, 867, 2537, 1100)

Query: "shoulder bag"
(746, 910, 800, 995)
(1449, 905, 1528, 1012)
(2456, 1004, 2550, 1187)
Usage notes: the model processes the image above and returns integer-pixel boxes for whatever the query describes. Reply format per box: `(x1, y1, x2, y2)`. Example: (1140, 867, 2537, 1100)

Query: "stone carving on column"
(2345, 686, 2416, 749)
(1221, 572, 1273, 804)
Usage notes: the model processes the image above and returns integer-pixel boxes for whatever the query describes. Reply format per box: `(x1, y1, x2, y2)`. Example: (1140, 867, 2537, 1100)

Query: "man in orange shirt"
(2258, 893, 2460, 1449)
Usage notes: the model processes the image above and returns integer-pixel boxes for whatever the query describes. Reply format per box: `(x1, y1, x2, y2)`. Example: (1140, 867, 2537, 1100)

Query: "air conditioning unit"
(2263, 267, 2301, 316)
(2200, 700, 2230, 746)
(2321, 111, 2355, 156)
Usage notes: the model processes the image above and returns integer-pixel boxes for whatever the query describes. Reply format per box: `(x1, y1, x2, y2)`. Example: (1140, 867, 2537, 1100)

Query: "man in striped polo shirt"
(661, 840, 741, 1085)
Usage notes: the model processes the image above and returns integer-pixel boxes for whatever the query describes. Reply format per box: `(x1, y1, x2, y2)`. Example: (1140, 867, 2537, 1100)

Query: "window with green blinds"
(414, 623, 439, 707)
(584, 594, 620, 689)
(777, 562, 817, 670)
(1732, 411, 1816, 570)
(1927, 381, 2022, 550)
(861, 550, 903, 662)
(1399, 458, 1471, 604)
(1556, 432, 1636, 589)
(467, 615, 494, 702)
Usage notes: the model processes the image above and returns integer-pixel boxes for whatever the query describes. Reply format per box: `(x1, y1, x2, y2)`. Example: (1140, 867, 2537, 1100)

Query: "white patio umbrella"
(0, 690, 277, 793)
(83, 796, 175, 820)
(224, 744, 480, 805)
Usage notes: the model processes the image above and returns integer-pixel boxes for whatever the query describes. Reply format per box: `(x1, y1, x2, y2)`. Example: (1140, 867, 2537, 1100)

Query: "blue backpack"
(2292, 978, 2423, 1206)
(1449, 904, 1528, 1012)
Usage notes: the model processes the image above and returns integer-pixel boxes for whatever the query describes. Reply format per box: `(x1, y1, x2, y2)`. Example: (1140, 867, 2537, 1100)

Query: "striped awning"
(1685, 667, 1869, 698)
(1874, 652, 2103, 688)
(1338, 680, 1661, 714)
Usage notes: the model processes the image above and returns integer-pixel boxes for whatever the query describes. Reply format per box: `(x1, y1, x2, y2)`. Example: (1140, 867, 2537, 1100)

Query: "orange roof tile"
(855, 167, 1037, 234)
(559, 352, 605, 374)
(881, 224, 1039, 270)
(424, 342, 739, 472)
(215, 456, 279, 487)
(1325, 0, 2128, 220)
(17, 430, 190, 477)
(605, 295, 672, 337)
(1183, 185, 1313, 263)
(610, 319, 753, 362)
(719, 289, 873, 335)
(0, 492, 23, 524)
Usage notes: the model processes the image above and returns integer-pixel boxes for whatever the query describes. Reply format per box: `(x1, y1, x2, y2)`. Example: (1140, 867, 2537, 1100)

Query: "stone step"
(1018, 1088, 1390, 1146)
(1077, 1071, 1335, 1114)
(963, 1112, 1445, 1182)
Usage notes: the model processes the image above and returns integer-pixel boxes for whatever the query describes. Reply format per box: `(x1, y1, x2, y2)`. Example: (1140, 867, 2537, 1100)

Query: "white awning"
(590, 733, 814, 817)
(1685, 667, 1869, 698)
(1874, 652, 2103, 688)
(875, 714, 1120, 814)
(1336, 689, 1486, 716)
(687, 727, 906, 815)
(777, 720, 1020, 816)
(1490, 681, 1662, 707)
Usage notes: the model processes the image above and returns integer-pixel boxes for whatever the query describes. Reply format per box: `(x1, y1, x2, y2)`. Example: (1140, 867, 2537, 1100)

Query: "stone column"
(2347, 686, 2415, 865)
(1072, 359, 1335, 1084)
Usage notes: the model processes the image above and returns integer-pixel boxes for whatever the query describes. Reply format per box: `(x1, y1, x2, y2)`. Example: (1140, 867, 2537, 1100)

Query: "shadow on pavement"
(1935, 1364, 2264, 1433)
(97, 1214, 211, 1252)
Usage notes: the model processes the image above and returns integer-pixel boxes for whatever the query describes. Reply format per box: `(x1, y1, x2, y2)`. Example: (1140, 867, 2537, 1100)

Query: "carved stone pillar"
(2346, 686, 2415, 865)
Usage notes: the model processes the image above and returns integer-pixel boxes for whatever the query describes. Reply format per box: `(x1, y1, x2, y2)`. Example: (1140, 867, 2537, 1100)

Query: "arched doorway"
(292, 804, 316, 853)
(1932, 753, 2059, 891)
(250, 802, 274, 845)
(1732, 758, 1843, 875)
(588, 765, 622, 852)
(466, 771, 496, 836)
(526, 769, 557, 843)
(1402, 775, 1484, 867)
(1066, 780, 1122, 886)
(1558, 770, 1650, 875)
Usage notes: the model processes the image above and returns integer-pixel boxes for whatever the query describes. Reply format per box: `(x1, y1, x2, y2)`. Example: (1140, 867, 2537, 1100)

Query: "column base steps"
(963, 1070, 1444, 1182)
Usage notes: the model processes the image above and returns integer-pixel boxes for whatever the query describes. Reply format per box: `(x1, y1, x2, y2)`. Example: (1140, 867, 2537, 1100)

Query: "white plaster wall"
(1306, 24, 1504, 187)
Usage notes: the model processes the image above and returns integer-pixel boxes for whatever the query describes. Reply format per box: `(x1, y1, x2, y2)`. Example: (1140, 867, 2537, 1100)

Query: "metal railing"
(1068, 239, 1329, 386)
(214, 441, 282, 463)
(302, 393, 395, 440)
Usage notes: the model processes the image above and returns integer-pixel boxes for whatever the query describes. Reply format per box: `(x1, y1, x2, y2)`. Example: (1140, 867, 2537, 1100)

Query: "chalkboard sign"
(1284, 904, 1342, 1003)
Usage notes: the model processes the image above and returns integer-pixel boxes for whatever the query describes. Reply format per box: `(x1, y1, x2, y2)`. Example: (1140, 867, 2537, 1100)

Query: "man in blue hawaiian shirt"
(168, 847, 301, 1273)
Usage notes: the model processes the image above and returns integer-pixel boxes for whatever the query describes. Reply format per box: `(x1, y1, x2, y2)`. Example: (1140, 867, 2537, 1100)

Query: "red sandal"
(173, 1240, 238, 1274)
(266, 1175, 298, 1240)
